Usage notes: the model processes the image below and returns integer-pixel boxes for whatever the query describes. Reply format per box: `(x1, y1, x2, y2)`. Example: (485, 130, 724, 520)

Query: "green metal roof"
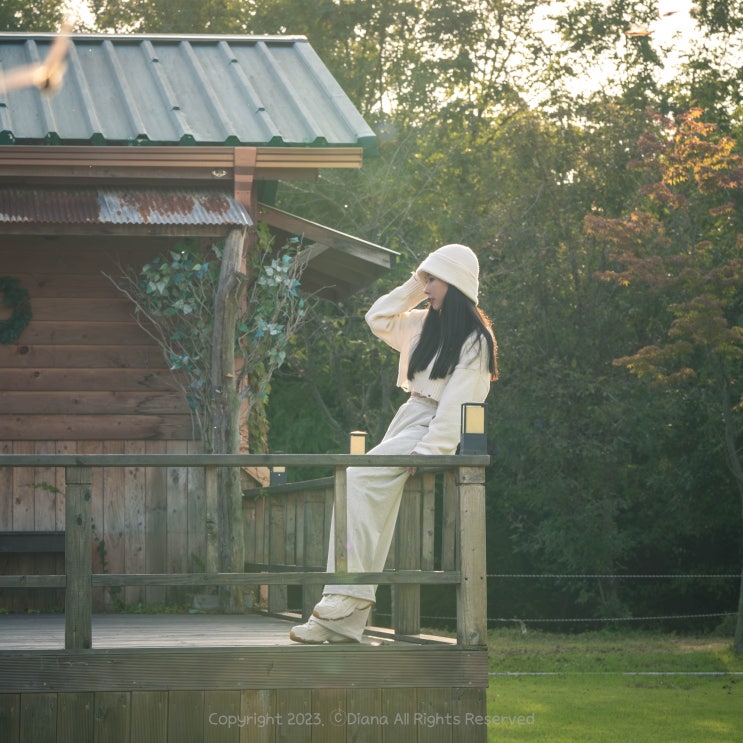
(0, 33, 376, 152)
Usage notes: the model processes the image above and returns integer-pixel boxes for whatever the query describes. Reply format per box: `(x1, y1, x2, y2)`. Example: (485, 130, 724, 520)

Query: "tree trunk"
(210, 227, 247, 613)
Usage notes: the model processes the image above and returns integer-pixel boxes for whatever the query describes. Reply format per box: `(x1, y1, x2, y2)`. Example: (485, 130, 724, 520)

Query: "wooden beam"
(0, 646, 488, 692)
(0, 145, 364, 183)
(0, 453, 490, 468)
(257, 203, 396, 267)
(90, 570, 461, 586)
(64, 466, 92, 650)
(233, 147, 256, 210)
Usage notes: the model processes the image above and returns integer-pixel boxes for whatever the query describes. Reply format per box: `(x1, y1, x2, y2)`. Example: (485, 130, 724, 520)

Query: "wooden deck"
(0, 611, 420, 650)
(0, 454, 489, 742)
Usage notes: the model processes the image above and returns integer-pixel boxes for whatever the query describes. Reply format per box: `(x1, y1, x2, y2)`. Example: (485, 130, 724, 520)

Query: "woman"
(290, 243, 498, 644)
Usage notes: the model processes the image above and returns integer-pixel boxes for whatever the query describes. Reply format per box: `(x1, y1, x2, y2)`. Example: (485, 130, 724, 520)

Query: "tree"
(586, 109, 743, 651)
(66, 0, 743, 627)
(113, 227, 307, 610)
(0, 1, 66, 31)
(89, 0, 251, 33)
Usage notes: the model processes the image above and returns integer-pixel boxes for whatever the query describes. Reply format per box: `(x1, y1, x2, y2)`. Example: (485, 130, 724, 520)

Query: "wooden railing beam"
(0, 454, 490, 649)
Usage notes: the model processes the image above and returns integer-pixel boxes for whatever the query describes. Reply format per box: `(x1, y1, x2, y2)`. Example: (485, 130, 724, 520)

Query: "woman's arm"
(413, 337, 492, 456)
(365, 275, 428, 351)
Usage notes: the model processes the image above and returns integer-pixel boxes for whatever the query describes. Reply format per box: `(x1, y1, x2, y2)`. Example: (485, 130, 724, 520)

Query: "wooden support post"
(65, 466, 92, 650)
(392, 474, 422, 635)
(441, 470, 458, 572)
(456, 466, 487, 647)
(302, 490, 326, 619)
(267, 497, 288, 612)
(333, 467, 348, 573)
(204, 466, 218, 574)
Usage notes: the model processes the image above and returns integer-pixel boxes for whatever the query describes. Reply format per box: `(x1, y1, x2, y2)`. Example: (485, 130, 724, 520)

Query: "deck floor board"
(0, 612, 397, 650)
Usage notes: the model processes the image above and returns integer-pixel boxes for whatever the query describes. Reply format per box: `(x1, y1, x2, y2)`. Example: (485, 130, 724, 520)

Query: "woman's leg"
(291, 398, 436, 643)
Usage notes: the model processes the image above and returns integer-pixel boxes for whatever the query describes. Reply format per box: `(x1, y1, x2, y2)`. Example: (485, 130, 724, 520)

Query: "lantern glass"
(463, 403, 485, 435)
(460, 403, 487, 455)
(349, 431, 367, 455)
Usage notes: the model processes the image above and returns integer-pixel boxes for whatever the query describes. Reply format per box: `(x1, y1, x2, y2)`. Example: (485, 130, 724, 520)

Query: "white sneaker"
(289, 616, 355, 644)
(312, 594, 373, 621)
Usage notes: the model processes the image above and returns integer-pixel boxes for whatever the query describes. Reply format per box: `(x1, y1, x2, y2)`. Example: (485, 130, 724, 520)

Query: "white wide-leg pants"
(324, 395, 438, 603)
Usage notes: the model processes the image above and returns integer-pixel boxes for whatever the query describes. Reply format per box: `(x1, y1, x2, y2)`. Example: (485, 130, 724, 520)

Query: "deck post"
(456, 465, 487, 647)
(64, 466, 93, 650)
(392, 474, 422, 634)
(333, 466, 348, 572)
(268, 497, 288, 612)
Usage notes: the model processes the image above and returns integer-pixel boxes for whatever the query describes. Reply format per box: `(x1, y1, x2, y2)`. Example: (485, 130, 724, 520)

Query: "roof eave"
(0, 145, 366, 184)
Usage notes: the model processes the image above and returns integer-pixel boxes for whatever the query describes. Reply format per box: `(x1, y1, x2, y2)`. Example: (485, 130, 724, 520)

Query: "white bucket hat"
(415, 243, 479, 304)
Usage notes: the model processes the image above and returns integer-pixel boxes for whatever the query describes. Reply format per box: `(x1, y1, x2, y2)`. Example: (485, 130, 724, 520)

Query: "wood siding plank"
(204, 690, 241, 743)
(0, 415, 194, 441)
(145, 440, 168, 606)
(20, 692, 57, 743)
(102, 442, 126, 610)
(168, 690, 204, 743)
(311, 689, 345, 743)
(275, 689, 311, 743)
(0, 693, 20, 743)
(346, 688, 382, 743)
(188, 440, 207, 588)
(0, 368, 176, 392)
(167, 441, 189, 605)
(57, 692, 94, 743)
(0, 442, 13, 530)
(415, 688, 452, 743)
(451, 688, 486, 743)
(131, 690, 168, 742)
(80, 441, 106, 610)
(0, 391, 184, 415)
(0, 344, 165, 368)
(240, 689, 275, 743)
(124, 440, 147, 606)
(380, 688, 416, 743)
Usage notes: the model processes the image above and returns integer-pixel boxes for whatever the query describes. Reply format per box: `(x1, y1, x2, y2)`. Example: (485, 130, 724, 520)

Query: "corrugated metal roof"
(0, 186, 251, 227)
(0, 33, 376, 152)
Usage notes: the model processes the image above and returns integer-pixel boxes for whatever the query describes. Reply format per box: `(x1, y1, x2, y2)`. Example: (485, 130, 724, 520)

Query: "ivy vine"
(0, 277, 32, 344)
(111, 226, 309, 452)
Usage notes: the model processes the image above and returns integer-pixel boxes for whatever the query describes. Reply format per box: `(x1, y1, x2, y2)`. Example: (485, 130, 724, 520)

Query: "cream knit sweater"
(365, 275, 492, 456)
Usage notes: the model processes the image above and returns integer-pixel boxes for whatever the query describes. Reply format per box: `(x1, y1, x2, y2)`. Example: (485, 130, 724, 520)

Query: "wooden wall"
(0, 235, 193, 441)
(0, 686, 487, 743)
(0, 442, 214, 611)
(0, 236, 208, 610)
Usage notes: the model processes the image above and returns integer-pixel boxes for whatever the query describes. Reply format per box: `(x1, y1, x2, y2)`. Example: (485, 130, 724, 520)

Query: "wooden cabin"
(0, 31, 396, 611)
(0, 33, 489, 743)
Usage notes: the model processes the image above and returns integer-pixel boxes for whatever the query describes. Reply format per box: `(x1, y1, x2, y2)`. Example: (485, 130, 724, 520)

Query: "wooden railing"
(0, 454, 489, 649)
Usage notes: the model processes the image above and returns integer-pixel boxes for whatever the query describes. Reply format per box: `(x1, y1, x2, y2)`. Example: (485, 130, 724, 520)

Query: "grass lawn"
(485, 628, 742, 742)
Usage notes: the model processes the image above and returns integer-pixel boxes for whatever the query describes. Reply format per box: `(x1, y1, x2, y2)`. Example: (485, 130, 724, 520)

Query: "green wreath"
(0, 277, 32, 344)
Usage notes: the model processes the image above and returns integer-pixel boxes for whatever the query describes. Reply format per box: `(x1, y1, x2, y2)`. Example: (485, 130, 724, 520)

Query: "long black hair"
(407, 284, 498, 381)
